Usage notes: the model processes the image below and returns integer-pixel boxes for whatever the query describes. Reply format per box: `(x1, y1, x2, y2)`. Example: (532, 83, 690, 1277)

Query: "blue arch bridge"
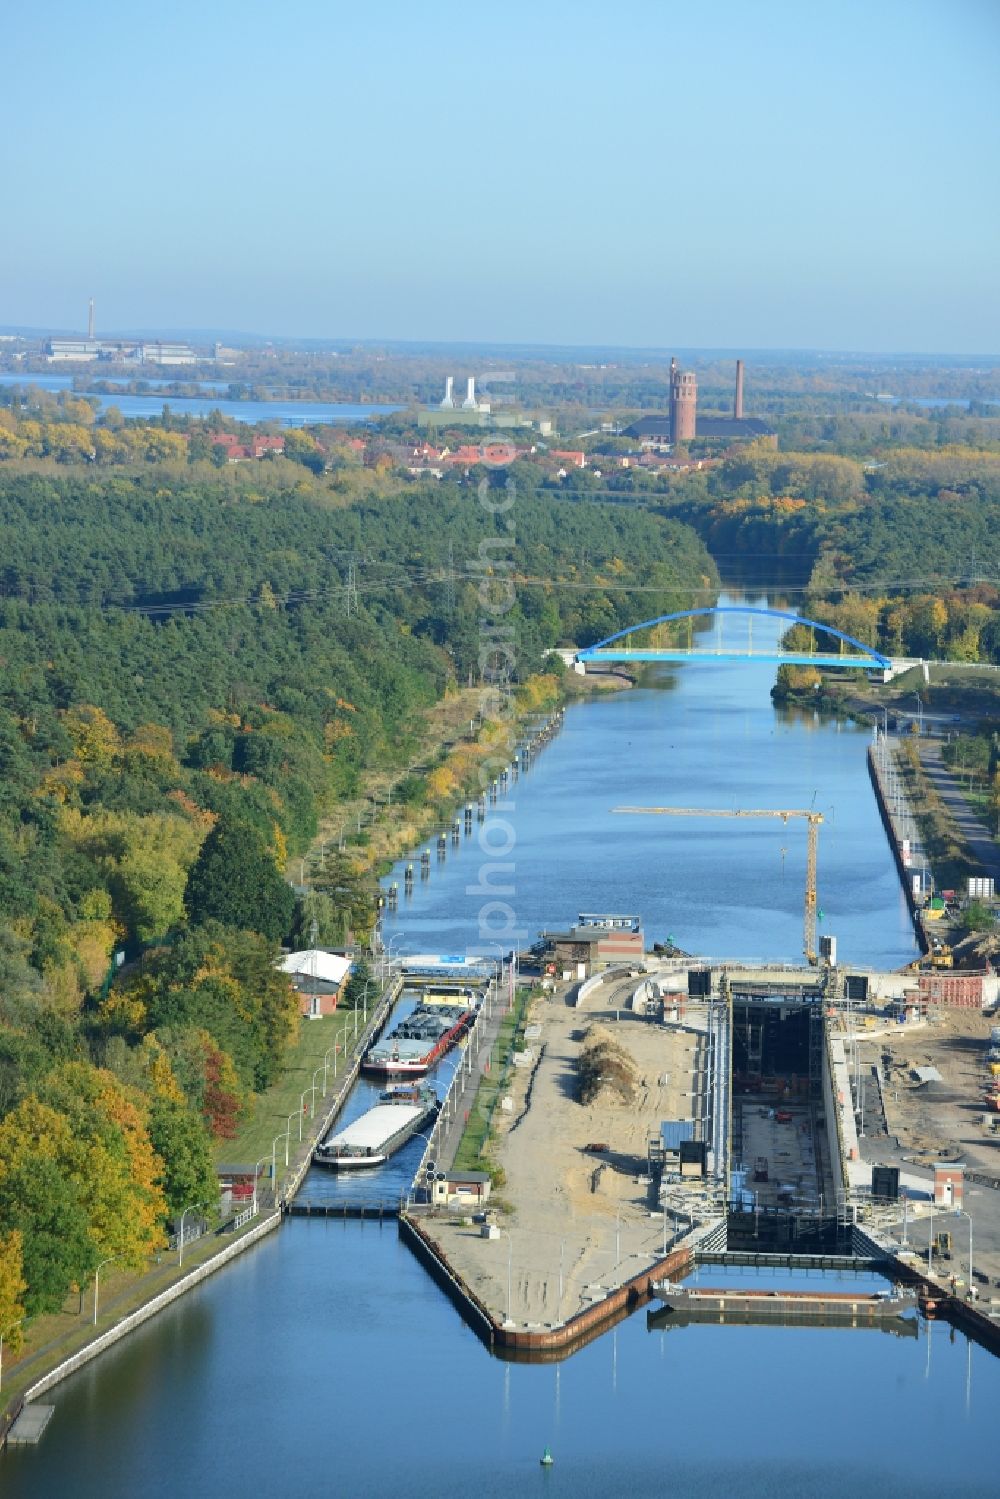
(572, 606, 911, 678)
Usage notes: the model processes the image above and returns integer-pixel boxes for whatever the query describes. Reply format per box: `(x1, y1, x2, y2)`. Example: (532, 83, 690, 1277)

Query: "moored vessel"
(313, 1085, 438, 1168)
(651, 1280, 917, 1320)
(362, 1002, 474, 1077)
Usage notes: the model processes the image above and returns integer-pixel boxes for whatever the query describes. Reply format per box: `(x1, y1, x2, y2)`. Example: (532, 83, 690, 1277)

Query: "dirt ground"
(856, 1007, 1000, 1292)
(424, 976, 708, 1329)
(870, 1008, 1000, 1170)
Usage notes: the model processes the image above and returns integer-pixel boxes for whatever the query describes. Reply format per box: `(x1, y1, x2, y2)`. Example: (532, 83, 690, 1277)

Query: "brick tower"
(670, 367, 697, 443)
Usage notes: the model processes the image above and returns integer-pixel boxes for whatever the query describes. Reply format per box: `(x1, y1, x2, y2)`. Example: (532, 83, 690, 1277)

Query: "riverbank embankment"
(1, 972, 403, 1443)
(866, 734, 929, 958)
(397, 974, 716, 1354)
(399, 1212, 696, 1360)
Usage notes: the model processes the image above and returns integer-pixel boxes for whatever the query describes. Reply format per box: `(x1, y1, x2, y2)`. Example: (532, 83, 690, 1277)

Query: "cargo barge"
(651, 1281, 917, 1321)
(313, 1085, 439, 1168)
(361, 1002, 475, 1078)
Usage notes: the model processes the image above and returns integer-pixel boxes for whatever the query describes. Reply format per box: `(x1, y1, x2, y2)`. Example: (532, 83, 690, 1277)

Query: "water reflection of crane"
(614, 806, 824, 964)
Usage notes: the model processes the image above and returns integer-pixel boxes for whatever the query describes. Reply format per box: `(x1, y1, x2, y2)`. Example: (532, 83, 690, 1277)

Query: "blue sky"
(3, 0, 998, 352)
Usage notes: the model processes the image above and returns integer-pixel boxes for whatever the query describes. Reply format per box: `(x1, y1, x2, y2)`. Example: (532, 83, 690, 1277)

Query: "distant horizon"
(3, 322, 1000, 366)
(5, 2, 998, 359)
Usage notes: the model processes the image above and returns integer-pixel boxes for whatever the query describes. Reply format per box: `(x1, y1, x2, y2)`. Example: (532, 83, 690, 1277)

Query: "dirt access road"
(424, 976, 709, 1328)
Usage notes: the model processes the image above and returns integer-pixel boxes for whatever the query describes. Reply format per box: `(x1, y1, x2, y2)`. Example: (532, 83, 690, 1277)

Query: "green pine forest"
(0, 464, 715, 1336)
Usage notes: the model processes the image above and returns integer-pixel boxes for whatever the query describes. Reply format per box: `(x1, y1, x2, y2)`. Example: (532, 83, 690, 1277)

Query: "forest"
(0, 464, 715, 1340)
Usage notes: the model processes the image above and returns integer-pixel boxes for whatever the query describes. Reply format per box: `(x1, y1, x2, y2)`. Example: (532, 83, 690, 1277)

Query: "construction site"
(406, 788, 1000, 1354)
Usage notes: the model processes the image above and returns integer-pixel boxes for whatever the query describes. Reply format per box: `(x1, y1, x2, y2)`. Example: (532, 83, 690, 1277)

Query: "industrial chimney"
(87, 298, 95, 341)
(734, 359, 744, 420)
(462, 376, 477, 410)
(440, 376, 455, 409)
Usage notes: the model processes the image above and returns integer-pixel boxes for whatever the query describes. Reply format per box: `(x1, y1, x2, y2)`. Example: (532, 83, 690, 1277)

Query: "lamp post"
(0, 1317, 25, 1394)
(253, 1155, 271, 1213)
(271, 1130, 289, 1195)
(408, 1131, 436, 1207)
(323, 1042, 339, 1089)
(179, 1203, 207, 1268)
(284, 1112, 298, 1161)
(501, 1228, 514, 1326)
(93, 1255, 118, 1325)
(953, 1208, 974, 1296)
(312, 1065, 325, 1108)
(298, 1089, 312, 1141)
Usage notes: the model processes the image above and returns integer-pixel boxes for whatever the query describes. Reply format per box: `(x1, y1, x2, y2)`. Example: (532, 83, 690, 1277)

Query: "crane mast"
(614, 806, 824, 965)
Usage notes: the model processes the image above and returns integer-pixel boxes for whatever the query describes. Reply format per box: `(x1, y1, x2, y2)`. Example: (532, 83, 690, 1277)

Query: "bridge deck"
(579, 649, 882, 668)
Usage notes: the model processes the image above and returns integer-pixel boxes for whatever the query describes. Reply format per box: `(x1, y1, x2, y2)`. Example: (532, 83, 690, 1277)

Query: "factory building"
(624, 358, 776, 449)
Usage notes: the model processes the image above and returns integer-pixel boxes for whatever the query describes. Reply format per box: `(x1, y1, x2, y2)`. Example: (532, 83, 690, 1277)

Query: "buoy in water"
(540, 1447, 554, 1467)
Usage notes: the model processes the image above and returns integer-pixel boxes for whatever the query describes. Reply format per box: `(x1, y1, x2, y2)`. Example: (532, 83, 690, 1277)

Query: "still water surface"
(382, 597, 917, 970)
(0, 372, 401, 426)
(9, 601, 994, 1499)
(5, 1221, 995, 1499)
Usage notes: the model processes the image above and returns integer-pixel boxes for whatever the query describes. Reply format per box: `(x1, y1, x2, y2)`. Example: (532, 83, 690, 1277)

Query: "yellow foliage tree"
(138, 1036, 186, 1105)
(0, 1231, 27, 1354)
(62, 705, 121, 767)
(41, 1063, 167, 1265)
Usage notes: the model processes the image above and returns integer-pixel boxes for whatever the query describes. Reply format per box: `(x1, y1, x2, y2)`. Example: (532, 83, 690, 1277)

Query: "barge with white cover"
(313, 1085, 438, 1168)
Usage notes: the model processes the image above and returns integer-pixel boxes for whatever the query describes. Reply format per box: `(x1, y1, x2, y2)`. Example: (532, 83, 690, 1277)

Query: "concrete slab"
(8, 1403, 55, 1444)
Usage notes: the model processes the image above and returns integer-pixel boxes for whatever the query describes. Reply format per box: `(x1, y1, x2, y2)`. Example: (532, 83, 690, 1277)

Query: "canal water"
(297, 991, 466, 1212)
(9, 598, 997, 1499)
(382, 593, 918, 971)
(0, 372, 402, 426)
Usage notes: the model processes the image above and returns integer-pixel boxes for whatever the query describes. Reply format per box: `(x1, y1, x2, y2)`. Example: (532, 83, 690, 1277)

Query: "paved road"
(919, 742, 1000, 884)
(429, 978, 520, 1172)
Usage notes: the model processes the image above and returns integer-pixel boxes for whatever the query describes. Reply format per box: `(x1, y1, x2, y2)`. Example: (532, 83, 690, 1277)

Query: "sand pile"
(576, 1024, 640, 1105)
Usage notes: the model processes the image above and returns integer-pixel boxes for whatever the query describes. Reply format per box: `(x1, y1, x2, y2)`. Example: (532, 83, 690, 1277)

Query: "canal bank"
(867, 730, 930, 955)
(29, 602, 1000, 1498)
(0, 972, 405, 1438)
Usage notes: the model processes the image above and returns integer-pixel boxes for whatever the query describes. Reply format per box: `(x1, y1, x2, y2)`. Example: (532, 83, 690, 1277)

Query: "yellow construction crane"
(614, 806, 824, 965)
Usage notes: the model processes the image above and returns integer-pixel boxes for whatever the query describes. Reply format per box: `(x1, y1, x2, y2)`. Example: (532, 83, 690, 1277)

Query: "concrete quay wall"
(283, 976, 403, 1205)
(21, 1211, 282, 1406)
(866, 740, 927, 956)
(400, 1211, 693, 1359)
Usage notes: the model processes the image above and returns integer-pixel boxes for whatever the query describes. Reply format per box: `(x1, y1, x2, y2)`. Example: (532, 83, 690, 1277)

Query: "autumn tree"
(0, 1099, 99, 1313)
(312, 850, 376, 944)
(0, 1231, 27, 1350)
(39, 1063, 167, 1267)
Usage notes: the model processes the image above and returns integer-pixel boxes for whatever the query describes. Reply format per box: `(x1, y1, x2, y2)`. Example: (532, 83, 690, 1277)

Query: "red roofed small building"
(209, 431, 284, 462)
(444, 441, 522, 467)
(551, 449, 586, 469)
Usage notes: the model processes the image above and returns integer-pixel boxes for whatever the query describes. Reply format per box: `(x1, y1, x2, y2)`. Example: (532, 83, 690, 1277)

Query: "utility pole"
(344, 557, 359, 617)
(444, 540, 456, 617)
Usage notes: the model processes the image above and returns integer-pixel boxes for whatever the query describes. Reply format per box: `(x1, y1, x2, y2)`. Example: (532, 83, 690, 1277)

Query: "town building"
(538, 913, 645, 977)
(624, 359, 776, 448)
(48, 336, 199, 365)
(277, 949, 352, 1018)
(210, 431, 285, 462)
